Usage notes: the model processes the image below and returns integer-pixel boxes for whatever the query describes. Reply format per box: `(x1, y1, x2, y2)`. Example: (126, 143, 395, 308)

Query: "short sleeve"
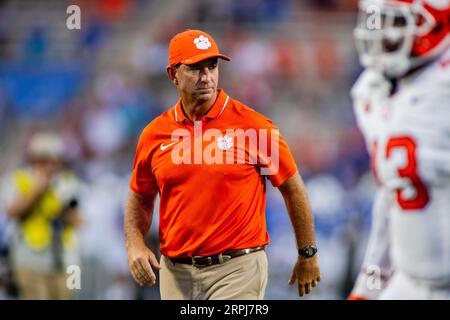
(129, 129, 158, 196)
(257, 120, 298, 187)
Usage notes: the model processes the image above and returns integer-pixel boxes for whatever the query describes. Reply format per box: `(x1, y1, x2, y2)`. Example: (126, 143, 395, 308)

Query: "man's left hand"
(288, 255, 321, 297)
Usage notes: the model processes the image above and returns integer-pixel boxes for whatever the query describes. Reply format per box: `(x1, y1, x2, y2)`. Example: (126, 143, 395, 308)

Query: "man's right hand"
(127, 243, 161, 286)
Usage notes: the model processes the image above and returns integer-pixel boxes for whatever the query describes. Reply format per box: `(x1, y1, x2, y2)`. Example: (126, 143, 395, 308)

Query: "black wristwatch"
(298, 245, 318, 258)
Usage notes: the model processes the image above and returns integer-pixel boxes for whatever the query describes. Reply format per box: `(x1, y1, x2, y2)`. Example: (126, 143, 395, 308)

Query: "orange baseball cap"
(168, 29, 231, 67)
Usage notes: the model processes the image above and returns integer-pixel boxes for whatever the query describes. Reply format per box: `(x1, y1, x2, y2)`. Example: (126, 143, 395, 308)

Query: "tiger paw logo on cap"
(168, 29, 231, 67)
(194, 35, 212, 50)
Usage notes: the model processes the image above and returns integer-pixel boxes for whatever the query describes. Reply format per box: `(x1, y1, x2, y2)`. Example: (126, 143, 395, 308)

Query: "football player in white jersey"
(348, 0, 450, 299)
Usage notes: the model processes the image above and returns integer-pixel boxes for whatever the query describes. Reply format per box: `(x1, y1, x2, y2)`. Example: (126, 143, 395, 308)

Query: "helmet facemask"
(354, 0, 437, 78)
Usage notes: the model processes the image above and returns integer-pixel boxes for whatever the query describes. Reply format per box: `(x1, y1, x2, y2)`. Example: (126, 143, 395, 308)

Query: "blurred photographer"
(1, 132, 83, 300)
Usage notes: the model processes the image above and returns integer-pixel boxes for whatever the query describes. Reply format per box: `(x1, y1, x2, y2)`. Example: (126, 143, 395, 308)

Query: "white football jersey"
(351, 68, 394, 299)
(352, 48, 450, 287)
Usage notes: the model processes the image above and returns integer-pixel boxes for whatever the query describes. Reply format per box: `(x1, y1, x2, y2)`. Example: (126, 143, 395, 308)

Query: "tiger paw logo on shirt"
(217, 135, 233, 150)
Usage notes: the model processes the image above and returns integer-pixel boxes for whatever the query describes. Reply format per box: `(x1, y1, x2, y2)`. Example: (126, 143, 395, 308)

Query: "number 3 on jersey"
(373, 136, 430, 210)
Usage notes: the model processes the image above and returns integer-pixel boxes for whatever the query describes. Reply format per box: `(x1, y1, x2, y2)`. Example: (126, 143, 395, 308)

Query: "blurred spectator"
(78, 18, 109, 59)
(23, 26, 48, 63)
(77, 166, 133, 299)
(99, 0, 133, 22)
(0, 205, 13, 299)
(303, 174, 354, 299)
(0, 132, 83, 299)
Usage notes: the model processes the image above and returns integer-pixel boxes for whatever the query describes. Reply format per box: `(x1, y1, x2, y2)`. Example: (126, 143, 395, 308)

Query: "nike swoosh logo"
(160, 141, 179, 151)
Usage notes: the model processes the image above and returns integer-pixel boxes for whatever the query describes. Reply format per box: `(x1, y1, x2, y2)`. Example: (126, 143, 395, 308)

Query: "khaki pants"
(13, 268, 72, 300)
(160, 250, 268, 300)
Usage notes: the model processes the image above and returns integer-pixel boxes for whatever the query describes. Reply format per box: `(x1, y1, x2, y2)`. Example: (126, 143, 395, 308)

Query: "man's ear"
(166, 66, 178, 85)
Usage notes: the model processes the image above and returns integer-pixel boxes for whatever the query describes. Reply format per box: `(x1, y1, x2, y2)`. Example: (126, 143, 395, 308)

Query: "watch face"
(299, 246, 317, 257)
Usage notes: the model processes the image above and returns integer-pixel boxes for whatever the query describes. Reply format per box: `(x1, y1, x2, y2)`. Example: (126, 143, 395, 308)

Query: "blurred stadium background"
(0, 0, 377, 299)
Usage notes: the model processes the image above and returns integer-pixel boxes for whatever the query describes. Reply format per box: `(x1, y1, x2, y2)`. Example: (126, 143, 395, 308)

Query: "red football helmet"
(354, 0, 450, 77)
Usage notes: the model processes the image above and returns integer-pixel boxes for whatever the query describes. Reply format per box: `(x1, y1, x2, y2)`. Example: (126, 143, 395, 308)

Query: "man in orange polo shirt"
(124, 29, 321, 300)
